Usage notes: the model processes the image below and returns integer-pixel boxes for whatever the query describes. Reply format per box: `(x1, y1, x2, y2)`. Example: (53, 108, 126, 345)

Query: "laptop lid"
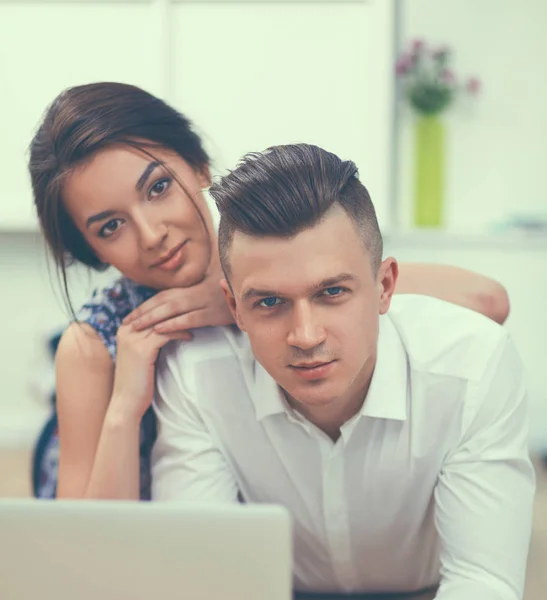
(0, 499, 292, 600)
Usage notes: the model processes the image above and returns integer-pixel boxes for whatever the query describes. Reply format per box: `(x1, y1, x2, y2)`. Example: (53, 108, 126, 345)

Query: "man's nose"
(286, 303, 327, 351)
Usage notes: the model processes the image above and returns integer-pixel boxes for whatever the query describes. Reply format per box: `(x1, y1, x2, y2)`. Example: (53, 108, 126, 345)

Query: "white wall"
(169, 0, 395, 228)
(397, 0, 547, 232)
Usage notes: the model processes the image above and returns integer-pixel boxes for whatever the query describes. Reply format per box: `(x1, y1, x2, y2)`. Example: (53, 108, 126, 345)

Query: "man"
(152, 144, 535, 599)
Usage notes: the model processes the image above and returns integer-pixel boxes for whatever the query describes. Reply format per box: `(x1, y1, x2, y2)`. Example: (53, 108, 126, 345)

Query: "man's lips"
(291, 361, 334, 369)
(289, 360, 337, 380)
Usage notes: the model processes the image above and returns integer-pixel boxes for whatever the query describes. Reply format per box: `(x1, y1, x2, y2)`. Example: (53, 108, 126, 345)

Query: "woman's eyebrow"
(86, 210, 116, 229)
(136, 161, 160, 191)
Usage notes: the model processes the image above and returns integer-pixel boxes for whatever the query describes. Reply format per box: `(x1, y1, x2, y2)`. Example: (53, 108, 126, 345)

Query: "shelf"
(384, 229, 547, 251)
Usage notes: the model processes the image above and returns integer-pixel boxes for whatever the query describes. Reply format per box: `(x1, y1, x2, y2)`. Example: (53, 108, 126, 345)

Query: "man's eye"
(99, 218, 123, 238)
(258, 297, 282, 308)
(150, 177, 171, 198)
(323, 286, 344, 296)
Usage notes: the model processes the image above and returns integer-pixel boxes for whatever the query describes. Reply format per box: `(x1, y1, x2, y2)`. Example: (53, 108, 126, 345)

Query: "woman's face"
(63, 144, 214, 290)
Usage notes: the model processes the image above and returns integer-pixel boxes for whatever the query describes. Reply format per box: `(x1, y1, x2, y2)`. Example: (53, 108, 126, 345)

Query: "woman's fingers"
(131, 303, 187, 331)
(162, 329, 194, 342)
(152, 310, 207, 334)
(122, 288, 198, 326)
(122, 293, 169, 326)
(122, 271, 230, 331)
(129, 296, 205, 332)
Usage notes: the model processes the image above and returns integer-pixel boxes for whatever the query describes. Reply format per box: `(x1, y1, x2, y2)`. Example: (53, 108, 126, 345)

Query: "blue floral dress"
(33, 277, 157, 500)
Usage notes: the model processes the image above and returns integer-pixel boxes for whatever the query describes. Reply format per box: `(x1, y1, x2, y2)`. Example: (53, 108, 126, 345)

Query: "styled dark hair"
(210, 143, 383, 278)
(28, 81, 210, 310)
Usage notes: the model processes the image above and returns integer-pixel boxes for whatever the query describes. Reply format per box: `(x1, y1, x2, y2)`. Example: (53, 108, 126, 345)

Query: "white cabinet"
(0, 0, 163, 231)
(0, 0, 395, 232)
(170, 0, 395, 230)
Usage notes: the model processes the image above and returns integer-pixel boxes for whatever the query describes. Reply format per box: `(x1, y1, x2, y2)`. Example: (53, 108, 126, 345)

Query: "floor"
(1, 447, 545, 599)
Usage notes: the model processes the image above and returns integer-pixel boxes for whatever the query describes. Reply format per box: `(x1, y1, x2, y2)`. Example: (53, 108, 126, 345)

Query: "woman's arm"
(55, 323, 142, 500)
(56, 321, 190, 500)
(395, 263, 510, 324)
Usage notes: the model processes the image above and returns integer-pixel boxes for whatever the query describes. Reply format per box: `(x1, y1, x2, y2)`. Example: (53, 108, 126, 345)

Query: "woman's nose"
(139, 218, 168, 251)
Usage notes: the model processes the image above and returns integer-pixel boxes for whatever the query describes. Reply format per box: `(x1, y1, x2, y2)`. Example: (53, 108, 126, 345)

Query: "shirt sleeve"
(151, 343, 240, 502)
(434, 334, 536, 600)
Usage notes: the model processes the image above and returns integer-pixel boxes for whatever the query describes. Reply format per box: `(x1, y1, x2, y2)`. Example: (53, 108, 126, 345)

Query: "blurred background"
(0, 0, 545, 595)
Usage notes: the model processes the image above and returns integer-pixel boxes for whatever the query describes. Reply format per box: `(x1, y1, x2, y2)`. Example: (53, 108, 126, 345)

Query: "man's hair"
(209, 143, 383, 279)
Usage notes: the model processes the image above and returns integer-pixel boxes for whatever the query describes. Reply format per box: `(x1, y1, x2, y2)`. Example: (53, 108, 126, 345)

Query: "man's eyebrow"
(310, 273, 358, 292)
(241, 273, 358, 303)
(136, 161, 160, 191)
(86, 210, 117, 229)
(241, 287, 279, 303)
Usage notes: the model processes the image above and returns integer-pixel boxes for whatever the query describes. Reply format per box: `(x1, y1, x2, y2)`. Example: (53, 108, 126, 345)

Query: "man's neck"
(285, 357, 376, 442)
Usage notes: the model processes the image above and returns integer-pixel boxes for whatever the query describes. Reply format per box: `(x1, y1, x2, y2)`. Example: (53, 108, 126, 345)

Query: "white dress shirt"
(152, 295, 535, 599)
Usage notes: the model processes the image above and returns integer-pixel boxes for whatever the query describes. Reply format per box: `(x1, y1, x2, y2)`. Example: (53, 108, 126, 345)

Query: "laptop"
(0, 499, 292, 600)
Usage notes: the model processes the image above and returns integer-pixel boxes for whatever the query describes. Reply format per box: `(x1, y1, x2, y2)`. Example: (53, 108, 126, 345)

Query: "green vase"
(414, 115, 445, 227)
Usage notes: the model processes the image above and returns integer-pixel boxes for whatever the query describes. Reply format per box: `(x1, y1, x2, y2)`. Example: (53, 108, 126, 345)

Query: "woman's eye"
(258, 297, 282, 308)
(323, 286, 345, 297)
(98, 218, 123, 238)
(149, 177, 171, 198)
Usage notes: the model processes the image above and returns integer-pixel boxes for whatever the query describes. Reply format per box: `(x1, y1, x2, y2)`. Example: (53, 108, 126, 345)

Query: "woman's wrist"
(104, 396, 145, 430)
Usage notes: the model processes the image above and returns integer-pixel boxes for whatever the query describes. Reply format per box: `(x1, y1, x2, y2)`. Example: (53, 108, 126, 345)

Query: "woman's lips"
(152, 241, 187, 271)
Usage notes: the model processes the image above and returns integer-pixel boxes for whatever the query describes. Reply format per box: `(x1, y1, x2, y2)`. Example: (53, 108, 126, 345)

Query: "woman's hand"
(123, 267, 234, 334)
(109, 323, 191, 422)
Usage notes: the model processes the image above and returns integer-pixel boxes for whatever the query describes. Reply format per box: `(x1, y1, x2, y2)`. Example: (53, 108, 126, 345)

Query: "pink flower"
(395, 54, 413, 76)
(432, 45, 450, 60)
(440, 69, 456, 85)
(466, 77, 481, 95)
(412, 39, 425, 54)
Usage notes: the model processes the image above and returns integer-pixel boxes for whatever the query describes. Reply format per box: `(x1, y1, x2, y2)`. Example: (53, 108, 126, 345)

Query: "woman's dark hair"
(210, 143, 383, 279)
(28, 81, 210, 311)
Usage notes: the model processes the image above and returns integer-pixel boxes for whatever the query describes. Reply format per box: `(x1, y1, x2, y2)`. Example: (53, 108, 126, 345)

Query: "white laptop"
(0, 499, 292, 600)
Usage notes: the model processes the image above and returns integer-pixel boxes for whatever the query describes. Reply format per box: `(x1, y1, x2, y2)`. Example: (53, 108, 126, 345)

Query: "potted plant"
(396, 39, 480, 227)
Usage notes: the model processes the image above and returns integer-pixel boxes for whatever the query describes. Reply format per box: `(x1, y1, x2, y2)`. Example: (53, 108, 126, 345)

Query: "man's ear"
(377, 257, 399, 315)
(220, 278, 245, 331)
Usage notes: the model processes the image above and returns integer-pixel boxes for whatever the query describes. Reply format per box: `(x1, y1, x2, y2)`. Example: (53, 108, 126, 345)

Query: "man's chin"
(284, 383, 340, 410)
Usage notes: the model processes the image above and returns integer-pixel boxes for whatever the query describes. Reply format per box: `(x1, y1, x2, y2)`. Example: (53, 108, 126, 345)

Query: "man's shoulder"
(389, 294, 508, 382)
(159, 325, 250, 374)
(156, 326, 255, 414)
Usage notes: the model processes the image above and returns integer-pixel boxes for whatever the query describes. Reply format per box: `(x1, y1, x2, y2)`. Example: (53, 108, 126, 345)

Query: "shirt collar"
(249, 311, 408, 423)
(361, 312, 408, 421)
(253, 361, 290, 421)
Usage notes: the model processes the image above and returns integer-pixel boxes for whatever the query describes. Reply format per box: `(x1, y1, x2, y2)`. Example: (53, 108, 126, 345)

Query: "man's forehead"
(224, 206, 374, 292)
(230, 239, 369, 298)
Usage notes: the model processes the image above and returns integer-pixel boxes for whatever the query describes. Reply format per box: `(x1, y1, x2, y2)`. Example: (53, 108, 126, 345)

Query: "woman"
(29, 82, 510, 501)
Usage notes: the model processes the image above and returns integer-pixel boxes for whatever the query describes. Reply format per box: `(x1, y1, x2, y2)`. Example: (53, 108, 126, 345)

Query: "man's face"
(222, 206, 397, 413)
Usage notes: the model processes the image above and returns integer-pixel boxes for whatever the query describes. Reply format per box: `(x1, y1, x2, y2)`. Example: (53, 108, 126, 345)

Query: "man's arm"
(434, 335, 535, 600)
(151, 344, 239, 502)
(396, 263, 510, 324)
